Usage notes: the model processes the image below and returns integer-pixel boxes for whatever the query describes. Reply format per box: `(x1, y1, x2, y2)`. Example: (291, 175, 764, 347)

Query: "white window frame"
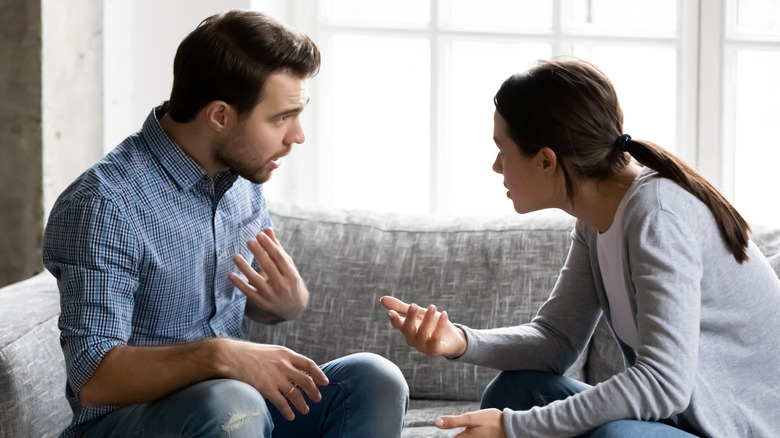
(701, 0, 780, 215)
(271, 0, 701, 214)
(104, 0, 778, 221)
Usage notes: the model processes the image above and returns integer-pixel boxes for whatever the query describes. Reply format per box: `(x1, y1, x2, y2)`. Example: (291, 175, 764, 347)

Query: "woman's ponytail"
(624, 138, 751, 263)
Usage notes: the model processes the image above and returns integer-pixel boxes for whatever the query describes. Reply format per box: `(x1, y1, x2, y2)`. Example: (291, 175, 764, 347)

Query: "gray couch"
(2, 202, 779, 438)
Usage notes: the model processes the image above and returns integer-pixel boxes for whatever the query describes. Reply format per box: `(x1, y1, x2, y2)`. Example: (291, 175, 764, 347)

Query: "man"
(43, 9, 407, 438)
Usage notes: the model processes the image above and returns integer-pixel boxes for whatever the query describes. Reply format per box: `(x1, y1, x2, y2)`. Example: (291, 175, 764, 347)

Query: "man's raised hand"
(230, 228, 309, 322)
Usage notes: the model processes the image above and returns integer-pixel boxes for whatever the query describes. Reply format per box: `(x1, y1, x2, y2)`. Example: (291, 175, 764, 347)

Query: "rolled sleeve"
(44, 196, 140, 395)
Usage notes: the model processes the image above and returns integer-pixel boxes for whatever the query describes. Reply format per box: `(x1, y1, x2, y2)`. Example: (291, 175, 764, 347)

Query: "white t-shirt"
(596, 172, 644, 351)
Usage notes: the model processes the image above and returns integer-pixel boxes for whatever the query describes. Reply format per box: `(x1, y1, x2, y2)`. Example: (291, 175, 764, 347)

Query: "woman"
(380, 57, 780, 437)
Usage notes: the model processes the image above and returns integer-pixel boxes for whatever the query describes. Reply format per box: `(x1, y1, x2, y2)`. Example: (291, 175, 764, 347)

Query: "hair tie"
(614, 134, 632, 152)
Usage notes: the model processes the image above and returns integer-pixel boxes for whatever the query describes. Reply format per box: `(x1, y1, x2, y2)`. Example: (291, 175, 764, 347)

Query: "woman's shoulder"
(623, 168, 714, 230)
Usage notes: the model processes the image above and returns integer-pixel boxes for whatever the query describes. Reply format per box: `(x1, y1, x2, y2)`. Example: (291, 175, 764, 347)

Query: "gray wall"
(0, 0, 104, 287)
(0, 0, 44, 288)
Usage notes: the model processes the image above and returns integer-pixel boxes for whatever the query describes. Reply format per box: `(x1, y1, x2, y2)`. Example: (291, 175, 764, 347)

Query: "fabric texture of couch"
(2, 202, 778, 438)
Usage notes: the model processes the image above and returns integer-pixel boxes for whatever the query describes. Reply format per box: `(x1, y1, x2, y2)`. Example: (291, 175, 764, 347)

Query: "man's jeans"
(481, 370, 700, 438)
(81, 352, 409, 438)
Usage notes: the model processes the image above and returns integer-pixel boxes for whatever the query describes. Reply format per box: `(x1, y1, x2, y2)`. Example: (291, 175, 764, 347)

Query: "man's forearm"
(79, 338, 229, 407)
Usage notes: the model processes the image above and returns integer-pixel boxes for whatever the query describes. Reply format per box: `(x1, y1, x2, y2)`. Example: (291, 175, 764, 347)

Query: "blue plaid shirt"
(42, 104, 272, 436)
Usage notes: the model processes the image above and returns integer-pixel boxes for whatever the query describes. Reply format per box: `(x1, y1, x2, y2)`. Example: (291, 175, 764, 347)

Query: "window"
(106, 1, 780, 225)
(725, 0, 780, 226)
(271, 0, 698, 216)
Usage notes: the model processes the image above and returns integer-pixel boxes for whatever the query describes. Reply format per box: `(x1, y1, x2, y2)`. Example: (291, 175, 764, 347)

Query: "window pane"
(439, 41, 552, 215)
(566, 0, 678, 34)
(322, 0, 430, 26)
(734, 0, 780, 35)
(572, 46, 678, 153)
(324, 35, 431, 213)
(441, 0, 552, 32)
(733, 50, 780, 225)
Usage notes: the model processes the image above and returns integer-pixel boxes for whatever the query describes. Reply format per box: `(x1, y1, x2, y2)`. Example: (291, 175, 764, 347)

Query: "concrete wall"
(0, 0, 104, 287)
(42, 0, 105, 220)
(0, 0, 44, 287)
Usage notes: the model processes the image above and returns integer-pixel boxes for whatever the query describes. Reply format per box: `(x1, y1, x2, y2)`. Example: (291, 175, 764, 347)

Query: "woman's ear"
(537, 147, 558, 173)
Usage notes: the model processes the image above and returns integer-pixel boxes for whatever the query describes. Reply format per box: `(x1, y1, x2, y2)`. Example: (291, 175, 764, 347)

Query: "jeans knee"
(187, 379, 272, 437)
(481, 370, 587, 411)
(344, 352, 409, 401)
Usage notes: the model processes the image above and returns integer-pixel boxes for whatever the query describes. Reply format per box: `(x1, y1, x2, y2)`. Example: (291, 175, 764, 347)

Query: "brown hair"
(167, 9, 321, 123)
(494, 57, 751, 262)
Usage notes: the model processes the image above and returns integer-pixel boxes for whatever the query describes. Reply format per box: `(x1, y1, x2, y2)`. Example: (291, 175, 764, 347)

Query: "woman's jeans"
(481, 370, 699, 438)
(81, 352, 409, 438)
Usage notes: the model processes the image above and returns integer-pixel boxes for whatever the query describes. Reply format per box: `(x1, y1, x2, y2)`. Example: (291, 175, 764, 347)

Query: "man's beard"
(213, 139, 273, 185)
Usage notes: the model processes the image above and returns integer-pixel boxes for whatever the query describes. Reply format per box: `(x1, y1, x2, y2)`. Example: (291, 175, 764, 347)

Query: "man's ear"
(203, 101, 233, 132)
(537, 147, 558, 173)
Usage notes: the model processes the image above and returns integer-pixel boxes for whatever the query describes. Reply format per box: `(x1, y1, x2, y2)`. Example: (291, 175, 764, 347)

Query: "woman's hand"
(435, 409, 506, 438)
(379, 296, 468, 359)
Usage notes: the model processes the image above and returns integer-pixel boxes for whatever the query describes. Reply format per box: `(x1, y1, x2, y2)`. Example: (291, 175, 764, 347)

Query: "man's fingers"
(291, 355, 329, 388)
(263, 227, 281, 245)
(283, 384, 311, 416)
(249, 240, 282, 282)
(267, 392, 296, 421)
(229, 272, 258, 296)
(233, 254, 266, 283)
(256, 232, 294, 276)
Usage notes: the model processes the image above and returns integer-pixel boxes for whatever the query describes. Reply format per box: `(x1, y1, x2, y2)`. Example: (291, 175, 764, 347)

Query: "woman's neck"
(565, 163, 641, 233)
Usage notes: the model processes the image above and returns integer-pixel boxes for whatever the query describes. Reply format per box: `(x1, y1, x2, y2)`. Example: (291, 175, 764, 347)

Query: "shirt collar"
(141, 102, 211, 191)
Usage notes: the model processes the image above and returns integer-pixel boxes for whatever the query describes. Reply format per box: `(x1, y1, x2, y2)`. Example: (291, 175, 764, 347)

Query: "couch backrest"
(248, 203, 588, 401)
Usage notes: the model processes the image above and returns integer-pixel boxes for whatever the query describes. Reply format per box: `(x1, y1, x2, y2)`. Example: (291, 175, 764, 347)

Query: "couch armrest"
(0, 272, 70, 438)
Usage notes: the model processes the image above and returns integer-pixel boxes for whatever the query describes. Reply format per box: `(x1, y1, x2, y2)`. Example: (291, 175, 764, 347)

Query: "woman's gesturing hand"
(379, 296, 468, 359)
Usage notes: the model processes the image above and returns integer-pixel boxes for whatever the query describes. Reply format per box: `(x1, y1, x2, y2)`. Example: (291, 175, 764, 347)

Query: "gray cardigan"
(459, 169, 780, 437)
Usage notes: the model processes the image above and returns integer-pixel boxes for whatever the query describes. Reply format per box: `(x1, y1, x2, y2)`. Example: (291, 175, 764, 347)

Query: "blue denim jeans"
(481, 371, 700, 438)
(81, 352, 408, 438)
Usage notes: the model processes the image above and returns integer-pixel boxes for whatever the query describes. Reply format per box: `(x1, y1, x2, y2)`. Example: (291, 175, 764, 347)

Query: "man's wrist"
(201, 337, 232, 379)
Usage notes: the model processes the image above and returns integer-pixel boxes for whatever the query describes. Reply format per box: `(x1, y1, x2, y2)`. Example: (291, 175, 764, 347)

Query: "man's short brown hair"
(167, 9, 320, 123)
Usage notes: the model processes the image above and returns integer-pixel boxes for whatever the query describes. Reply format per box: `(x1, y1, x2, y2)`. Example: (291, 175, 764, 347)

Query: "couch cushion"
(752, 223, 780, 276)
(247, 203, 590, 401)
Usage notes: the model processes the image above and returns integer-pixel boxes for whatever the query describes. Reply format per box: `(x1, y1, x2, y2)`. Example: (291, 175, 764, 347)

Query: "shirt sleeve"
(43, 196, 141, 396)
(499, 208, 703, 437)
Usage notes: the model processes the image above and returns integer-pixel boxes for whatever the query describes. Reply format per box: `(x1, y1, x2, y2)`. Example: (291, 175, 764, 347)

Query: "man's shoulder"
(55, 137, 159, 208)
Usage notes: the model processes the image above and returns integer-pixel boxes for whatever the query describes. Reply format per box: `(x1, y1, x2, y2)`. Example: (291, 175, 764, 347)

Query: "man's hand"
(79, 338, 328, 422)
(230, 228, 309, 322)
(379, 296, 468, 359)
(220, 339, 329, 421)
(435, 409, 506, 438)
